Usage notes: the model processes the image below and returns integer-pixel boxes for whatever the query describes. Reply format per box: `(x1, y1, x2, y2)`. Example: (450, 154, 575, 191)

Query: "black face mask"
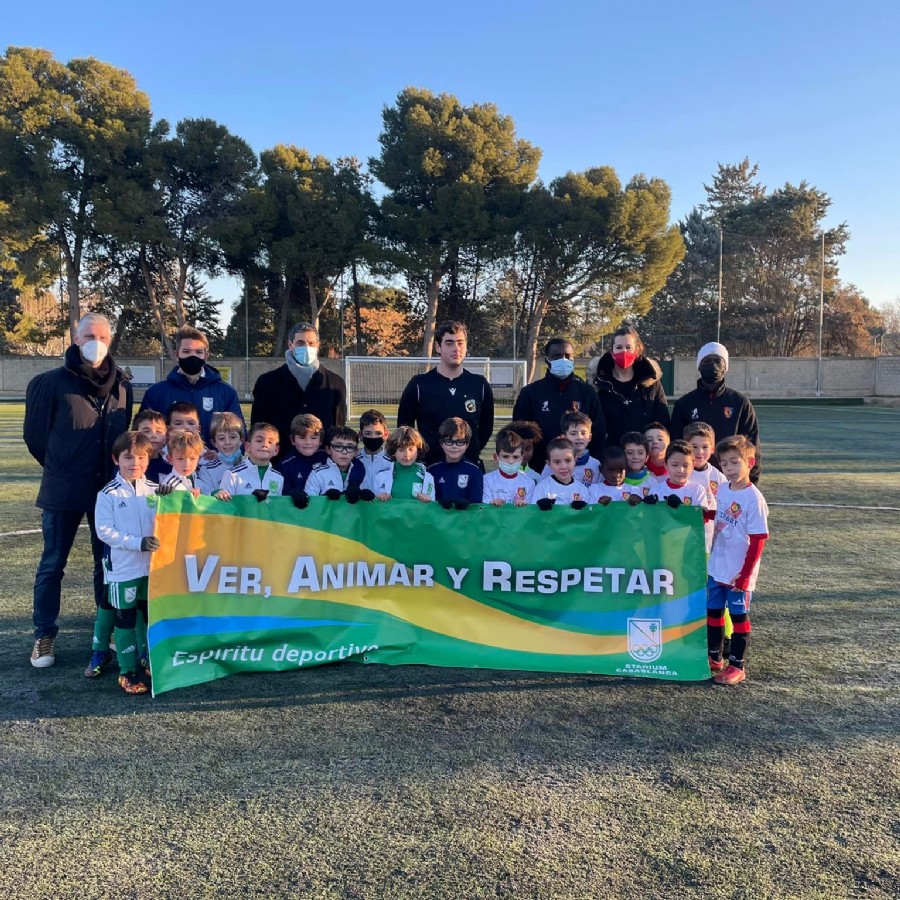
(179, 355, 204, 377)
(362, 436, 384, 453)
(699, 357, 727, 385)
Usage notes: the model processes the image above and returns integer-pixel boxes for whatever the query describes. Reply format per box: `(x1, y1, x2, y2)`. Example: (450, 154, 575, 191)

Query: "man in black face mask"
(139, 325, 244, 444)
(671, 342, 761, 482)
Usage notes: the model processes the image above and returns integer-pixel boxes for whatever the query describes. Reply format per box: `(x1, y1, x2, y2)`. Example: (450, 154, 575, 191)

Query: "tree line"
(0, 47, 884, 377)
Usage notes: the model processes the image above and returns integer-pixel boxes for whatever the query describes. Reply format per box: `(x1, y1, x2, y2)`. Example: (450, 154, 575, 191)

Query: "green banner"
(148, 494, 710, 695)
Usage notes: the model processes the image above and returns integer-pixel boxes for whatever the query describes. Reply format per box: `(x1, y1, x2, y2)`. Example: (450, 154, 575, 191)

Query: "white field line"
(769, 502, 900, 512)
(0, 524, 88, 538)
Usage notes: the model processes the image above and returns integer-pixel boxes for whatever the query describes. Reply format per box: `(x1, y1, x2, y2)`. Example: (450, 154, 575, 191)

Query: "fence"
(2, 354, 900, 401)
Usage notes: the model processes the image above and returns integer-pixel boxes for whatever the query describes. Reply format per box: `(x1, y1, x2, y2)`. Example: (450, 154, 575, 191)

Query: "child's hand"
(140, 536, 161, 552)
(492, 498, 506, 507)
(626, 493, 642, 507)
(156, 482, 175, 496)
(251, 489, 269, 503)
(598, 496, 612, 506)
(416, 492, 432, 503)
(377, 493, 391, 502)
(291, 490, 309, 509)
(536, 497, 555, 511)
(189, 488, 201, 499)
(570, 499, 588, 510)
(214, 489, 232, 502)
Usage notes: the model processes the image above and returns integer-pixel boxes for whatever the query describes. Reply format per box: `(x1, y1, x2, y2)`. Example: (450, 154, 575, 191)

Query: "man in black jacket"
(397, 321, 494, 467)
(512, 337, 606, 473)
(251, 322, 347, 463)
(24, 313, 134, 667)
(670, 341, 761, 481)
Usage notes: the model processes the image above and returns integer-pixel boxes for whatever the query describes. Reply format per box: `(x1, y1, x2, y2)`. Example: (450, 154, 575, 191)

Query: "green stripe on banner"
(148, 493, 711, 694)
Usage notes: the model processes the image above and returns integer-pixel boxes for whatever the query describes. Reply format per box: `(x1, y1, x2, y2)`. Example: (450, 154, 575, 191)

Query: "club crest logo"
(710, 481, 720, 495)
(202, 397, 214, 412)
(571, 401, 581, 412)
(642, 486, 651, 496)
(723, 406, 733, 419)
(516, 487, 526, 499)
(125, 586, 137, 604)
(583, 468, 594, 484)
(465, 399, 477, 413)
(457, 474, 469, 487)
(683, 497, 692, 505)
(627, 618, 663, 662)
(728, 501, 742, 517)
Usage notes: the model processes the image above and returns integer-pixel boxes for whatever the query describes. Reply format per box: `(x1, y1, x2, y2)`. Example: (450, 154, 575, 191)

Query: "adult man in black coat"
(24, 313, 133, 668)
(671, 341, 761, 481)
(251, 322, 347, 462)
(512, 337, 606, 473)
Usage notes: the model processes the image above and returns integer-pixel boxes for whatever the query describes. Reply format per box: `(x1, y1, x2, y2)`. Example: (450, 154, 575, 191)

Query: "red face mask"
(612, 350, 637, 369)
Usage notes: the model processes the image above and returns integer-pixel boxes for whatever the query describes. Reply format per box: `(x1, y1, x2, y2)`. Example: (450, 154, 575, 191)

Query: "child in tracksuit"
(87, 431, 160, 694)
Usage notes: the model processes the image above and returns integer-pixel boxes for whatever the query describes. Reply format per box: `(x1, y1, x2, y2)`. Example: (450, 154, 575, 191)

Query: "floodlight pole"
(244, 278, 251, 400)
(716, 227, 723, 343)
(816, 229, 825, 397)
(512, 266, 518, 360)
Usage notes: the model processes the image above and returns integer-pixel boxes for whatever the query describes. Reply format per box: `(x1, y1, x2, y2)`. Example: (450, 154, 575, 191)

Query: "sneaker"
(714, 664, 746, 685)
(30, 636, 56, 668)
(84, 650, 112, 679)
(118, 673, 149, 695)
(708, 655, 726, 674)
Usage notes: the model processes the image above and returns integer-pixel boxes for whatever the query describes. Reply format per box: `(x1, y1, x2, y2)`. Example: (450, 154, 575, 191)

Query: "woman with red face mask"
(588, 325, 670, 446)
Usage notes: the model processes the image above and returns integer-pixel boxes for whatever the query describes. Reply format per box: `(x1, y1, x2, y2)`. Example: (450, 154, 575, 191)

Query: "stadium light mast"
(816, 228, 825, 397)
(716, 227, 723, 343)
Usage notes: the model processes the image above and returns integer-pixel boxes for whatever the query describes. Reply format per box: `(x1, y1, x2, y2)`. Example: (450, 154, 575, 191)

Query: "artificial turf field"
(1, 402, 898, 900)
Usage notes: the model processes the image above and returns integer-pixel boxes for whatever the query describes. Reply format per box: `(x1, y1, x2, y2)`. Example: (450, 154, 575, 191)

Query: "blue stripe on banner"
(499, 589, 708, 632)
(148, 615, 363, 647)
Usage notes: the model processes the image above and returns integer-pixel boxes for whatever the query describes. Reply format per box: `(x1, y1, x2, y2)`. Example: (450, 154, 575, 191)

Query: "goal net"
(344, 357, 528, 416)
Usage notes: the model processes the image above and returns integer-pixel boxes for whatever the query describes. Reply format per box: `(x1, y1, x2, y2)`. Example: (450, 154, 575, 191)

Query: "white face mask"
(498, 460, 521, 476)
(293, 346, 318, 366)
(81, 339, 108, 366)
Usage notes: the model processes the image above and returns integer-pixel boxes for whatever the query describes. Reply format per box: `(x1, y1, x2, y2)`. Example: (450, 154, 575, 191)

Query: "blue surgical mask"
(548, 357, 574, 379)
(498, 460, 521, 476)
(292, 346, 318, 366)
(218, 449, 243, 466)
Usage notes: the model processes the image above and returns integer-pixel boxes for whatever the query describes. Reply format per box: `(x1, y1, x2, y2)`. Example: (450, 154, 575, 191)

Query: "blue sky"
(6, 0, 899, 311)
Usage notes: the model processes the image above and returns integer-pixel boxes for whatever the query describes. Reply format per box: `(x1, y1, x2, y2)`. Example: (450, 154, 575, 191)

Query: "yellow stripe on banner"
(152, 512, 702, 656)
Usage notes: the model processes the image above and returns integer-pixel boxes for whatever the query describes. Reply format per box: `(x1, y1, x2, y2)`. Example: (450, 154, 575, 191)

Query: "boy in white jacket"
(87, 432, 160, 695)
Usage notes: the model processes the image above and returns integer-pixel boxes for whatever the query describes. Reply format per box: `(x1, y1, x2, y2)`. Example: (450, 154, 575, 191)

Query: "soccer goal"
(344, 357, 528, 416)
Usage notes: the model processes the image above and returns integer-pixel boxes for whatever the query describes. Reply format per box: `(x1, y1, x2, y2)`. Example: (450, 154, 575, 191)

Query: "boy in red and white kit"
(684, 422, 728, 511)
(650, 440, 712, 516)
(593, 446, 628, 505)
(483, 431, 534, 506)
(707, 435, 769, 685)
(531, 437, 592, 509)
(644, 422, 670, 480)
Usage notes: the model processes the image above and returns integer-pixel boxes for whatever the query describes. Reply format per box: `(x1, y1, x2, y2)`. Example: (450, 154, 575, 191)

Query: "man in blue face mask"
(251, 322, 347, 464)
(511, 337, 607, 473)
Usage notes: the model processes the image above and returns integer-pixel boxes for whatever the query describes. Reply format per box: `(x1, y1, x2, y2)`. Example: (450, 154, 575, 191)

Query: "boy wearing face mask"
(139, 325, 244, 444)
(511, 337, 606, 473)
(356, 409, 393, 492)
(483, 431, 534, 506)
(670, 342, 761, 483)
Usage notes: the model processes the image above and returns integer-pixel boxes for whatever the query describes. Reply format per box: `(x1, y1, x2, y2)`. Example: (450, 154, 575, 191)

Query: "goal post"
(344, 357, 528, 418)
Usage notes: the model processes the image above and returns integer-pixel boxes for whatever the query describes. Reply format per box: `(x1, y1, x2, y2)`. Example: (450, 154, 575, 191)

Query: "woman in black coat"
(590, 326, 670, 446)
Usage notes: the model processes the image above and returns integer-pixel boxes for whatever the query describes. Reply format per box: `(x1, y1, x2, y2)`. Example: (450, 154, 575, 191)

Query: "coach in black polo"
(397, 321, 494, 467)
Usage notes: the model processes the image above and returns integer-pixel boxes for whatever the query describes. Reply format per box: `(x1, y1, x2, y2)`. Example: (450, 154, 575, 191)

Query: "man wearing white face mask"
(251, 322, 347, 464)
(512, 337, 606, 473)
(24, 312, 133, 668)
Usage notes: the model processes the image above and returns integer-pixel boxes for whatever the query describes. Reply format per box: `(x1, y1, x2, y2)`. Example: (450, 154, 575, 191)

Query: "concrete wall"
(672, 356, 880, 398)
(2, 353, 899, 400)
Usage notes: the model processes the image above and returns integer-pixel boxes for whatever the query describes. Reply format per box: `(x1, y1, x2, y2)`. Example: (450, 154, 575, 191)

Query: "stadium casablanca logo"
(627, 617, 663, 662)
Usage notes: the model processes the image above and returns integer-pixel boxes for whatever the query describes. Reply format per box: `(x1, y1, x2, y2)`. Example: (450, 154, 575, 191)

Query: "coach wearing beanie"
(670, 341, 761, 481)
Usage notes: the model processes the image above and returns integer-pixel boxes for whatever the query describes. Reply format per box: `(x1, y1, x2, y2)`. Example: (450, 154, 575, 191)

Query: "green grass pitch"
(0, 402, 898, 899)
